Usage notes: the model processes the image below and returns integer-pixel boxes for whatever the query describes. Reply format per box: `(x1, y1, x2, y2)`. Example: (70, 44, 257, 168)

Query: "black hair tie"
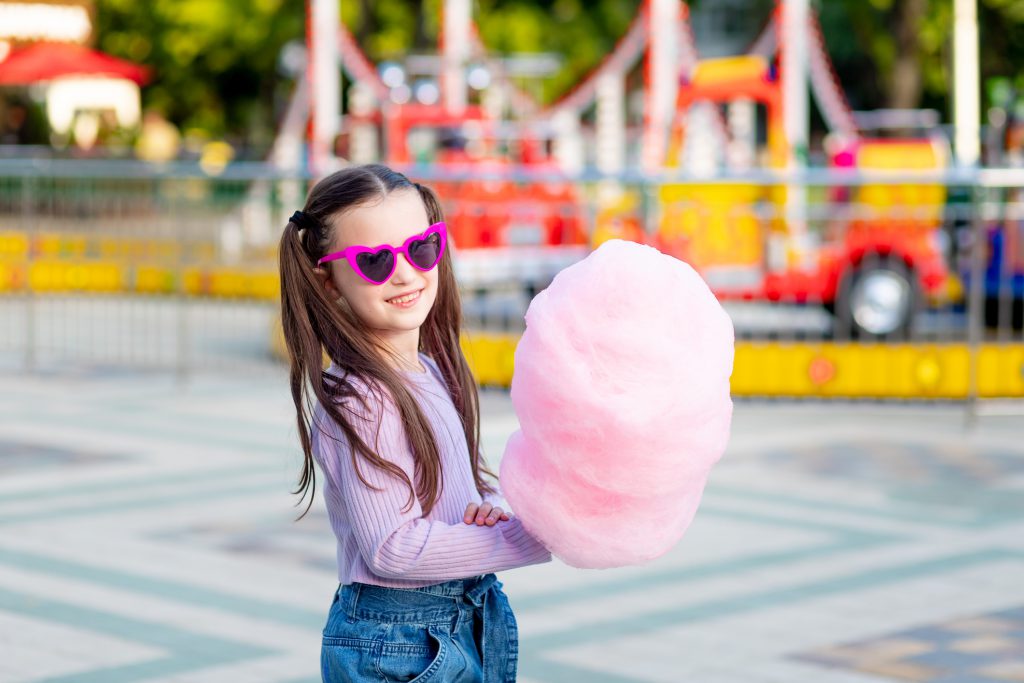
(290, 210, 319, 234)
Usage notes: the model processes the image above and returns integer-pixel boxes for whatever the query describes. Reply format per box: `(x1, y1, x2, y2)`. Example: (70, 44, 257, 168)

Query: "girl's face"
(317, 189, 439, 353)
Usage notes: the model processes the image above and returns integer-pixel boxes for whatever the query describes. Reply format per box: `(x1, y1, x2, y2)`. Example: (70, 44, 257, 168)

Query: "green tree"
(95, 0, 306, 154)
(95, 0, 642, 151)
(341, 0, 641, 105)
(89, 0, 1024, 153)
(824, 0, 1024, 114)
(474, 0, 641, 104)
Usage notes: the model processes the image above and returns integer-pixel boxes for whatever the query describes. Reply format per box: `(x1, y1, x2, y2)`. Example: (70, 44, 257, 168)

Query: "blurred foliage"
(341, 0, 643, 106)
(473, 0, 641, 104)
(822, 0, 1024, 114)
(92, 0, 1024, 155)
(95, 0, 307, 155)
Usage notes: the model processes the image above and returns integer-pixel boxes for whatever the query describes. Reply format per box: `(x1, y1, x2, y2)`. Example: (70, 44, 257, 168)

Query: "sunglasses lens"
(355, 249, 395, 283)
(408, 232, 442, 270)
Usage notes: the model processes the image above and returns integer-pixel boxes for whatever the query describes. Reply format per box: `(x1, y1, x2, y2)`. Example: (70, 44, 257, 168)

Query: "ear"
(313, 265, 341, 300)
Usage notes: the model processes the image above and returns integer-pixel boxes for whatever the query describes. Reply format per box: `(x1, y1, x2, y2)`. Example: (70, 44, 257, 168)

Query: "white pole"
(443, 0, 470, 115)
(781, 0, 810, 267)
(309, 0, 341, 174)
(954, 0, 980, 167)
(349, 83, 379, 163)
(727, 98, 756, 170)
(596, 72, 625, 176)
(552, 109, 584, 175)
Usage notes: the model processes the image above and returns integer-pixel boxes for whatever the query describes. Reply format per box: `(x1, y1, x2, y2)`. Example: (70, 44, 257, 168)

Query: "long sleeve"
(317, 395, 551, 582)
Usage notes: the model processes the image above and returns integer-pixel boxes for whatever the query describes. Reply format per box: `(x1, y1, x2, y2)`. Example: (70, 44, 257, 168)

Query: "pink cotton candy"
(499, 239, 735, 569)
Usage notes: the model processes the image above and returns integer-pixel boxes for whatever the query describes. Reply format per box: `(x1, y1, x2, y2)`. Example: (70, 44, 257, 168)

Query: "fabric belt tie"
(461, 573, 510, 682)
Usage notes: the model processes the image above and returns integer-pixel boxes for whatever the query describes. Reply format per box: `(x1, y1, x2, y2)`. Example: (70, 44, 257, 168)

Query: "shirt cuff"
(482, 489, 512, 514)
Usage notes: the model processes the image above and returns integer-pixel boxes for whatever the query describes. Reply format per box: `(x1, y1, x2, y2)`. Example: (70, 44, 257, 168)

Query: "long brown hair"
(279, 164, 497, 518)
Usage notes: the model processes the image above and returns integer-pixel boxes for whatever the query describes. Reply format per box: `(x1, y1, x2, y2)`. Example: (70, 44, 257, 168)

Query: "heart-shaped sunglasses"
(316, 222, 447, 285)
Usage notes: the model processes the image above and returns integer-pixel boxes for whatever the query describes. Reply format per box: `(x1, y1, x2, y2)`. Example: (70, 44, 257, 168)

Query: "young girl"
(278, 164, 551, 682)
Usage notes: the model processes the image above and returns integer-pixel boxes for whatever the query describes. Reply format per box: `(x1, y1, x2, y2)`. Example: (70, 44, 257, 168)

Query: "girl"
(278, 164, 551, 683)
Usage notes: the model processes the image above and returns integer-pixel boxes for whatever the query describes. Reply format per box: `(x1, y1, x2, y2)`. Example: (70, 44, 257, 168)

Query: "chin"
(392, 312, 428, 328)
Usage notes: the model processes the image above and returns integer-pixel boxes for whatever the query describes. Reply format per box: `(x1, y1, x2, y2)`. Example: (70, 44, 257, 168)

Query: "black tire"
(833, 257, 918, 340)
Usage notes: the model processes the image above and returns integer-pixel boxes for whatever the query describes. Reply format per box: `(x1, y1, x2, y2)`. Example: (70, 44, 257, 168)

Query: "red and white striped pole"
(642, 0, 680, 174)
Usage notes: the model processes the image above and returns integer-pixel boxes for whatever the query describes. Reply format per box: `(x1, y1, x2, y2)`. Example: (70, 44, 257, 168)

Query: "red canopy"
(0, 42, 149, 85)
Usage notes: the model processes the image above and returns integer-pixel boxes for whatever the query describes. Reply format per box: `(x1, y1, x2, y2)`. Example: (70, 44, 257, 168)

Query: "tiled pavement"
(1, 368, 1022, 682)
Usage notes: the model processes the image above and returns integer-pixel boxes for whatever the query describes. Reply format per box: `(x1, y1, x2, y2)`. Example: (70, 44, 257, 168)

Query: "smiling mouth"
(387, 289, 422, 306)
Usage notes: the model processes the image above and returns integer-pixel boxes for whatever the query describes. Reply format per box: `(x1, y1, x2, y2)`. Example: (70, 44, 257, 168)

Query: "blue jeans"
(321, 573, 519, 682)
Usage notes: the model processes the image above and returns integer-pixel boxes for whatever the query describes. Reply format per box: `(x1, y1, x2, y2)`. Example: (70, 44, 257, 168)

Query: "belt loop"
(464, 573, 497, 608)
(344, 583, 362, 620)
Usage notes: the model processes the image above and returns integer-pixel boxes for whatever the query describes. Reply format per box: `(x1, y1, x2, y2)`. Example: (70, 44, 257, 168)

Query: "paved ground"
(1, 367, 1022, 682)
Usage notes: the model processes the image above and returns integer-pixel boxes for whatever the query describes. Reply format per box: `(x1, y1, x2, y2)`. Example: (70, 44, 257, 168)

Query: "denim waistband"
(339, 573, 499, 624)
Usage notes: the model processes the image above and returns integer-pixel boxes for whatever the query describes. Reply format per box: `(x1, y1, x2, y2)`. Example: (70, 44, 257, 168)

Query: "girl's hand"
(464, 502, 510, 526)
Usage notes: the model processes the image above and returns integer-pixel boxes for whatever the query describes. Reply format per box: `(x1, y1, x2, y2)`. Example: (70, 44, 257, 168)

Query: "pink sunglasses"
(317, 222, 447, 285)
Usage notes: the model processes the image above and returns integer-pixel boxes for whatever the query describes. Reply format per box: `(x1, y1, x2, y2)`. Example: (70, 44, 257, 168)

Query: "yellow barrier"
(135, 266, 177, 294)
(0, 232, 29, 258)
(268, 323, 1023, 399)
(0, 230, 281, 300)
(0, 259, 280, 300)
(735, 341, 1023, 398)
(460, 333, 519, 387)
(730, 342, 976, 399)
(27, 260, 125, 293)
(471, 338, 1020, 398)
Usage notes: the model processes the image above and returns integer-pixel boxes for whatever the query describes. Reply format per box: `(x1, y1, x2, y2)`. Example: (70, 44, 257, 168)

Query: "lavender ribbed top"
(311, 352, 552, 588)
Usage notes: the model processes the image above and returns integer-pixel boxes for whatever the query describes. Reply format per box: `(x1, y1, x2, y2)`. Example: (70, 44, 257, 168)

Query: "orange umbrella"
(0, 42, 149, 85)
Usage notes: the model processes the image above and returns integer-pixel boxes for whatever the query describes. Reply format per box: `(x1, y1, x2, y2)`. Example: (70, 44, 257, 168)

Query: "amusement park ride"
(288, 0, 954, 339)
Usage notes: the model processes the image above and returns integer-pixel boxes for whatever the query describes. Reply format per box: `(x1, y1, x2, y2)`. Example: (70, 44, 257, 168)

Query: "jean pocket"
(375, 623, 450, 683)
(322, 601, 389, 646)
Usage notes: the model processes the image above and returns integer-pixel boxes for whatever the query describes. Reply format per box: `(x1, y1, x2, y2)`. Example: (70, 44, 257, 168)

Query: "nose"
(388, 250, 422, 285)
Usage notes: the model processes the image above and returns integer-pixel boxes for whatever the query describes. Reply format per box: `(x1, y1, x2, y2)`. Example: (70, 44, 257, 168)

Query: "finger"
(475, 502, 493, 525)
(464, 503, 478, 524)
(485, 507, 504, 525)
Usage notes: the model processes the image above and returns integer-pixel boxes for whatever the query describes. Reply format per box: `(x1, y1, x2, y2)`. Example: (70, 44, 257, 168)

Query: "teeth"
(388, 291, 419, 304)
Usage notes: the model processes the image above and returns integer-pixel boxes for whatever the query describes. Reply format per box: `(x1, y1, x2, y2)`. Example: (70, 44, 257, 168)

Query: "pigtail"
(278, 216, 329, 518)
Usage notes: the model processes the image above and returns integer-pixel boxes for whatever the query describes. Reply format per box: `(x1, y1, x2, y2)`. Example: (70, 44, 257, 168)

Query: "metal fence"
(0, 161, 298, 377)
(0, 159, 1021, 403)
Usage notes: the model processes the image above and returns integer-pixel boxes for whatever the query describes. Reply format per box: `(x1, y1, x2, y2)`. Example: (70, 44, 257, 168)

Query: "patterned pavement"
(0, 367, 1022, 682)
(798, 606, 1024, 682)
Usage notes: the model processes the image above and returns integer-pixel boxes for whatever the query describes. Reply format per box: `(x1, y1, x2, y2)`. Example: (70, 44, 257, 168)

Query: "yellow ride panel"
(690, 55, 770, 88)
(855, 140, 947, 226)
(658, 183, 764, 269)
